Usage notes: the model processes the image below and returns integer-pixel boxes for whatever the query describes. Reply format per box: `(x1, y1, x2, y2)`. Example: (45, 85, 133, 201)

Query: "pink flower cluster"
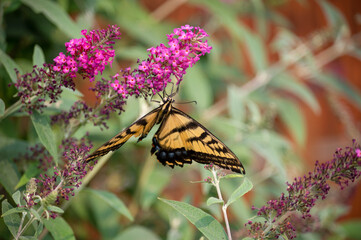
(111, 25, 212, 97)
(53, 25, 121, 81)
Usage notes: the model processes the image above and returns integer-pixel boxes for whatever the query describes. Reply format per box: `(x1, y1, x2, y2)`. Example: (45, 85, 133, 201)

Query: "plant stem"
(16, 214, 36, 239)
(211, 168, 232, 240)
(15, 212, 26, 240)
(0, 99, 22, 122)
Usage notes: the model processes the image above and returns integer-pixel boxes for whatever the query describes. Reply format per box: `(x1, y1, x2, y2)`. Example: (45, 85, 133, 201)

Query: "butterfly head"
(162, 96, 175, 104)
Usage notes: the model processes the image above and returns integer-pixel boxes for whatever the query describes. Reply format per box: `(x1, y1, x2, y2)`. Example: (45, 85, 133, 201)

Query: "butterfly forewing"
(153, 107, 245, 174)
(86, 107, 161, 162)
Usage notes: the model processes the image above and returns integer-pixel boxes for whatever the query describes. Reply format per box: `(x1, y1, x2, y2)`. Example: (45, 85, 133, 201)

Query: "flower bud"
(26, 178, 37, 195)
(42, 189, 58, 207)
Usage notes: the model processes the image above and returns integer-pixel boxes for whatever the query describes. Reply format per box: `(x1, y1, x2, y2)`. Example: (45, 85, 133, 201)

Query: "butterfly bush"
(20, 137, 92, 218)
(246, 140, 361, 239)
(51, 25, 212, 128)
(14, 25, 121, 114)
(111, 25, 212, 97)
(10, 25, 211, 220)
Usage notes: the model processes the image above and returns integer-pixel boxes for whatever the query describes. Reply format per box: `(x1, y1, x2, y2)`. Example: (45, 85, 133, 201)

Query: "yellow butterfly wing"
(151, 107, 245, 174)
(86, 106, 161, 162)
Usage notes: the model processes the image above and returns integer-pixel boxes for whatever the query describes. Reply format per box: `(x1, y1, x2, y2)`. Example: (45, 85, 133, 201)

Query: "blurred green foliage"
(1, 0, 361, 239)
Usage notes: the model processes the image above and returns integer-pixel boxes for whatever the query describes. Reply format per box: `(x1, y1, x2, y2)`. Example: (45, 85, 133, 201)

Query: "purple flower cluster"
(53, 25, 121, 81)
(247, 140, 361, 239)
(111, 25, 212, 97)
(51, 100, 93, 125)
(21, 137, 92, 218)
(51, 78, 126, 129)
(14, 64, 75, 114)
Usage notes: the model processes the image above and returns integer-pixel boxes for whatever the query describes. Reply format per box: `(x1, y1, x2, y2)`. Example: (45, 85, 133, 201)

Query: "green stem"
(0, 99, 22, 122)
(15, 212, 26, 240)
(212, 168, 232, 240)
(16, 214, 36, 239)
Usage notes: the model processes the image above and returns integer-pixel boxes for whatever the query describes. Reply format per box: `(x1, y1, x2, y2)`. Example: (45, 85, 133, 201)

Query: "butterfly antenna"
(151, 94, 161, 103)
(169, 82, 179, 98)
(176, 100, 197, 105)
(170, 81, 174, 95)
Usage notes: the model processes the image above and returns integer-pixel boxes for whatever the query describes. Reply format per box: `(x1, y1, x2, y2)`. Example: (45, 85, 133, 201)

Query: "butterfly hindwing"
(151, 107, 245, 174)
(86, 107, 161, 162)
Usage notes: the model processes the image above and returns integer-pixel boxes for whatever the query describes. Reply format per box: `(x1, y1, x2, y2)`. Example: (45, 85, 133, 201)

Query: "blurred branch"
(327, 91, 361, 140)
(151, 0, 188, 21)
(202, 30, 361, 121)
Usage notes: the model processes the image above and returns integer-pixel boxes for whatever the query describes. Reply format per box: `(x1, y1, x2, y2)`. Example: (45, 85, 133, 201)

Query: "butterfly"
(86, 96, 245, 174)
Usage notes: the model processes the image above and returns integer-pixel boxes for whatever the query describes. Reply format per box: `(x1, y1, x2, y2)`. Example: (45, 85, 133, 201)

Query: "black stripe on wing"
(86, 107, 161, 162)
(151, 108, 245, 174)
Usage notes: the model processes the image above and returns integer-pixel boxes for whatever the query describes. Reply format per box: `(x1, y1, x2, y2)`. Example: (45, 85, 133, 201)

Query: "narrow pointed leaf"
(2, 200, 20, 238)
(1, 207, 28, 217)
(21, 0, 81, 38)
(114, 226, 161, 240)
(30, 111, 58, 164)
(84, 189, 133, 221)
(0, 49, 22, 83)
(0, 98, 5, 116)
(225, 177, 253, 208)
(206, 197, 224, 206)
(43, 217, 75, 240)
(12, 191, 21, 205)
(159, 198, 228, 240)
(33, 45, 45, 67)
(15, 162, 40, 189)
(47, 205, 64, 214)
(0, 158, 20, 195)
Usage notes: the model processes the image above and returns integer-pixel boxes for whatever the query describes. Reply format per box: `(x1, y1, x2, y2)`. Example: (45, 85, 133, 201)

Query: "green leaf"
(30, 110, 58, 164)
(316, 73, 361, 110)
(340, 220, 361, 239)
(114, 226, 161, 240)
(271, 73, 320, 113)
(21, 0, 82, 38)
(275, 99, 306, 146)
(225, 177, 253, 208)
(15, 162, 40, 190)
(2, 199, 21, 238)
(159, 198, 228, 240)
(32, 45, 45, 67)
(183, 64, 213, 109)
(43, 217, 75, 240)
(0, 158, 20, 195)
(114, 1, 169, 46)
(84, 189, 133, 221)
(0, 98, 5, 116)
(222, 173, 245, 179)
(30, 208, 41, 220)
(140, 167, 171, 210)
(1, 206, 27, 217)
(86, 190, 120, 239)
(318, 0, 346, 28)
(245, 130, 288, 179)
(47, 205, 64, 214)
(227, 86, 245, 121)
(12, 190, 21, 205)
(195, 0, 267, 71)
(34, 221, 43, 238)
(19, 236, 38, 240)
(206, 197, 224, 206)
(0, 48, 23, 83)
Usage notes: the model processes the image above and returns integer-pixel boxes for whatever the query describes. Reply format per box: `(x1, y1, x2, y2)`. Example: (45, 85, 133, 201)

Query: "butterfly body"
(86, 97, 245, 174)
